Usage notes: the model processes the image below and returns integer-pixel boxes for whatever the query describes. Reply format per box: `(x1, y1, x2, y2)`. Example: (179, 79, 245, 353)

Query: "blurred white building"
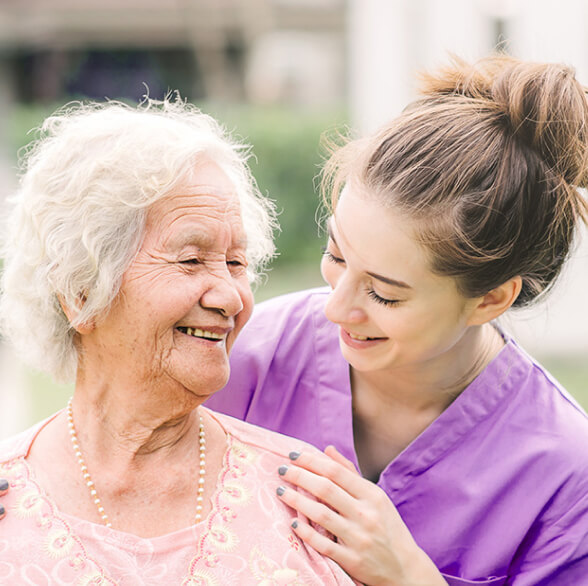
(347, 0, 588, 360)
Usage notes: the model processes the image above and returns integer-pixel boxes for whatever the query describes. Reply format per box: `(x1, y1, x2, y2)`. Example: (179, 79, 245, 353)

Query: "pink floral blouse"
(0, 408, 356, 585)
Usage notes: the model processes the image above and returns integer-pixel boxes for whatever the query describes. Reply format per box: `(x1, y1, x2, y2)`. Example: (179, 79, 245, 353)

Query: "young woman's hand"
(276, 447, 447, 586)
(0, 479, 8, 520)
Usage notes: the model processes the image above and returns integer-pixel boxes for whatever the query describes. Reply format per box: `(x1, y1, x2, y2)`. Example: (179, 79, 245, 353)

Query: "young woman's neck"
(350, 323, 505, 475)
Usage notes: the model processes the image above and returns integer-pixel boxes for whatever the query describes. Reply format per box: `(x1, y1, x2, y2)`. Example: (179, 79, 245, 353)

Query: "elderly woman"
(0, 99, 357, 584)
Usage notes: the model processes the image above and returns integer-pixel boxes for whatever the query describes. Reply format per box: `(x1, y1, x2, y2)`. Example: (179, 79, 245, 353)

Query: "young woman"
(207, 54, 588, 585)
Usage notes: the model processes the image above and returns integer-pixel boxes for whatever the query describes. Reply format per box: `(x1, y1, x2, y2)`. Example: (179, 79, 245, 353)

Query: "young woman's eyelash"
(322, 249, 344, 264)
(323, 248, 400, 306)
(366, 287, 400, 307)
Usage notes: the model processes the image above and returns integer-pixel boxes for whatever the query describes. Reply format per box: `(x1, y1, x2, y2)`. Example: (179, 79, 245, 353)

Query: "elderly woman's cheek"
(226, 280, 255, 354)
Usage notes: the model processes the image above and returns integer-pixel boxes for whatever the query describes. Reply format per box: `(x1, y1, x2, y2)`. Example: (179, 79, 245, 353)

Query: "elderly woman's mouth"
(176, 327, 226, 341)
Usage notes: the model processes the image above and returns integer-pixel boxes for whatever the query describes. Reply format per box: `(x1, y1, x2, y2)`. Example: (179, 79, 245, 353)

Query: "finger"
(278, 463, 356, 517)
(0, 478, 9, 497)
(290, 518, 363, 576)
(287, 449, 373, 500)
(290, 518, 342, 557)
(277, 484, 348, 537)
(324, 445, 359, 474)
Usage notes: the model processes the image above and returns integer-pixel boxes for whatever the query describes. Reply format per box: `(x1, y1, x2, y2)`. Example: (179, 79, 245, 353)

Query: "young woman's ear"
(58, 294, 95, 334)
(467, 276, 522, 326)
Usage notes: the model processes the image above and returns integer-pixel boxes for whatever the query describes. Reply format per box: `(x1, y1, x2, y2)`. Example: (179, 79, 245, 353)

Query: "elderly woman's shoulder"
(205, 408, 321, 461)
(0, 418, 53, 464)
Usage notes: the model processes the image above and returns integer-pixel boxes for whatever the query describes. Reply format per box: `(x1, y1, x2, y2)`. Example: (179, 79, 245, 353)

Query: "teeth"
(184, 327, 224, 340)
(349, 332, 369, 341)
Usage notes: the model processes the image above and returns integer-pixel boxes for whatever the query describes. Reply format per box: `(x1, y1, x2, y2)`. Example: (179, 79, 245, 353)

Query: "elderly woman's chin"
(168, 321, 246, 400)
(168, 347, 232, 401)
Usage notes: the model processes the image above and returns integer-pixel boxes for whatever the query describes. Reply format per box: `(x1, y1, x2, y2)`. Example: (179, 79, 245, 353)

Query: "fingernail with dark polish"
(289, 451, 301, 461)
(278, 465, 288, 476)
(276, 486, 286, 496)
(291, 520, 298, 529)
(0, 505, 5, 516)
(0, 479, 8, 491)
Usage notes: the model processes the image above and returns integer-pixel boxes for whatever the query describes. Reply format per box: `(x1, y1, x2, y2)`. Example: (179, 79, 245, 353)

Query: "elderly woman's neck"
(70, 387, 203, 456)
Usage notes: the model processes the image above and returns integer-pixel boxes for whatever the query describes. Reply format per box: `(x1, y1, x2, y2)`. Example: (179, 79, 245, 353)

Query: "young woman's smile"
(339, 327, 387, 349)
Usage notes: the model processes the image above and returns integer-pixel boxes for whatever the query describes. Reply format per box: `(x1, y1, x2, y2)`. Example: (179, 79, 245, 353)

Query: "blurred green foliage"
(8, 103, 57, 156)
(539, 357, 588, 407)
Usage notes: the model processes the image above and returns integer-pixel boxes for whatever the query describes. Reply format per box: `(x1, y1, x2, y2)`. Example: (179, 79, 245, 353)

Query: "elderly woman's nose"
(200, 273, 245, 317)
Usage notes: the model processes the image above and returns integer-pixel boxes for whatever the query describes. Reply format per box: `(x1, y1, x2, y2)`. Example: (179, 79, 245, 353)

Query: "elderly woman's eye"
(227, 260, 245, 268)
(180, 258, 201, 265)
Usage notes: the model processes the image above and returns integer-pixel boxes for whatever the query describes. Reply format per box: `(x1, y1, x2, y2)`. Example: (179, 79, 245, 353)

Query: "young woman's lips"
(340, 328, 386, 349)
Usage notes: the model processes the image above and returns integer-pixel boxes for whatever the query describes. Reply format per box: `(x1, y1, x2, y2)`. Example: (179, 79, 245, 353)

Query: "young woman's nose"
(323, 271, 367, 326)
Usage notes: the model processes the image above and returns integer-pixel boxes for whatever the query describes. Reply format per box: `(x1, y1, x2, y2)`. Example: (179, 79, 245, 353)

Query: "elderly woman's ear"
(58, 294, 95, 334)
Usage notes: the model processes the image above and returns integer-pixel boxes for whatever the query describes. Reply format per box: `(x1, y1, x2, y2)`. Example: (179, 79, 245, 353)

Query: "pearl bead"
(67, 397, 206, 528)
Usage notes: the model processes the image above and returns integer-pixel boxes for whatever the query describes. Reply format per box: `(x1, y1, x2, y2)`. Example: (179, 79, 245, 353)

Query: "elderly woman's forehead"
(145, 193, 248, 251)
(151, 189, 241, 213)
(144, 191, 245, 244)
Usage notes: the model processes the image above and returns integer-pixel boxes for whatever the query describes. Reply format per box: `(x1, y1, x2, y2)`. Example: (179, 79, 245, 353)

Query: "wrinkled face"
(88, 160, 254, 402)
(320, 185, 479, 376)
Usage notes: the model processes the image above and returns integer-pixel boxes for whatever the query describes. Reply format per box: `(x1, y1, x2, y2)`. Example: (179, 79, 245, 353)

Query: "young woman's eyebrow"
(327, 220, 412, 289)
(367, 271, 412, 289)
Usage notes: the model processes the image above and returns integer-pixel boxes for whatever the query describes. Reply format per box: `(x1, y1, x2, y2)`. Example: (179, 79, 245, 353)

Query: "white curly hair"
(0, 96, 277, 381)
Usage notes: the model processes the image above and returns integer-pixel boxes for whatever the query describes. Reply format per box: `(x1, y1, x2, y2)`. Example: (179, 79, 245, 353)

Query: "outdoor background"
(0, 0, 586, 438)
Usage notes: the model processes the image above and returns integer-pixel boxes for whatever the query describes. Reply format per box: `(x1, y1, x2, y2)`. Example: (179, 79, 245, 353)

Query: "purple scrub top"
(206, 287, 588, 585)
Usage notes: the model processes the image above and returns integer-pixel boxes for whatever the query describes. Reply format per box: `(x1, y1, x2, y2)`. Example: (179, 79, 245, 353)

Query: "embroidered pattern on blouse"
(0, 429, 336, 585)
(249, 546, 306, 584)
(0, 457, 117, 585)
(183, 436, 307, 584)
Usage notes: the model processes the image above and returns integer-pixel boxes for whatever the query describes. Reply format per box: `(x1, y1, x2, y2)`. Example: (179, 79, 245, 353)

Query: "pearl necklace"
(66, 397, 207, 528)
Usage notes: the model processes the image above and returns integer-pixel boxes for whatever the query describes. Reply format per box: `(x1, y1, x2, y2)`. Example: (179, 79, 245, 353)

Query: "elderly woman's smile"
(176, 326, 228, 341)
